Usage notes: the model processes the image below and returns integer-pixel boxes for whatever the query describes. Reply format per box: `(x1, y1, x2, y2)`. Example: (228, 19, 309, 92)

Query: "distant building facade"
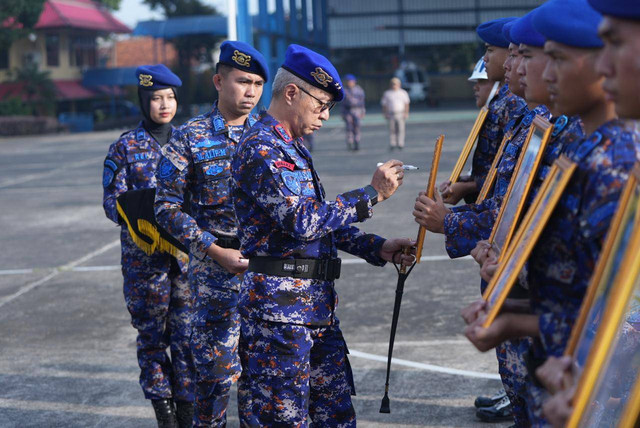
(327, 0, 544, 104)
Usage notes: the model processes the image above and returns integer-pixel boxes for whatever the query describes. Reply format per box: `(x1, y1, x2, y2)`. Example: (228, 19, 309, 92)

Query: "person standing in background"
(341, 74, 366, 151)
(381, 77, 410, 150)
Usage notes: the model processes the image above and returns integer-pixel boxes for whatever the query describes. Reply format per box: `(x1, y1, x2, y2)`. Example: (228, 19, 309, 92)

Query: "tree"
(95, 0, 122, 11)
(142, 0, 223, 111)
(10, 63, 56, 115)
(0, 0, 46, 51)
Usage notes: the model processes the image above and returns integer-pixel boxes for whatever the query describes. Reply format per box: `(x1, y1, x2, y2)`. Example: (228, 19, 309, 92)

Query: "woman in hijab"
(102, 64, 194, 428)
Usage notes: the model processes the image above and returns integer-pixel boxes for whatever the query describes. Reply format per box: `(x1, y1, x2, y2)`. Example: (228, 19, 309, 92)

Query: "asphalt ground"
(0, 109, 511, 427)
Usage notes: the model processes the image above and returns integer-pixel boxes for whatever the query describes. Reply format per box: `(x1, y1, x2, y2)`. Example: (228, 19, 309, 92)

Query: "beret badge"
(232, 50, 251, 67)
(311, 67, 332, 87)
(139, 74, 153, 87)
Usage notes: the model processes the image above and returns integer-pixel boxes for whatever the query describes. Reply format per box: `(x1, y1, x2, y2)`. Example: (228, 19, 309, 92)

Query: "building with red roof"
(0, 0, 130, 110)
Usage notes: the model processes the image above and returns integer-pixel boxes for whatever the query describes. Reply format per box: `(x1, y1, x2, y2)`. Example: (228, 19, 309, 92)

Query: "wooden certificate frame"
(448, 106, 489, 184)
(481, 155, 577, 328)
(476, 133, 510, 204)
(566, 210, 640, 428)
(489, 116, 554, 258)
(565, 164, 640, 363)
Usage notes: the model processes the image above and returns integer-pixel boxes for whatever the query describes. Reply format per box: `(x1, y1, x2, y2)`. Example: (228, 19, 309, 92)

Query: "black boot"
(175, 401, 194, 428)
(152, 399, 178, 428)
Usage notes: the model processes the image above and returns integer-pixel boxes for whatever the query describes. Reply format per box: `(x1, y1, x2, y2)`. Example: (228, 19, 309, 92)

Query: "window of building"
(46, 34, 60, 67)
(69, 36, 96, 68)
(0, 49, 8, 69)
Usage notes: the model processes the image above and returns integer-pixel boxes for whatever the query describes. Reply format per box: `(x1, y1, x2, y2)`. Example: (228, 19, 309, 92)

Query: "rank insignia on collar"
(311, 67, 332, 87)
(274, 124, 293, 143)
(139, 74, 153, 87)
(232, 50, 251, 67)
(275, 160, 295, 171)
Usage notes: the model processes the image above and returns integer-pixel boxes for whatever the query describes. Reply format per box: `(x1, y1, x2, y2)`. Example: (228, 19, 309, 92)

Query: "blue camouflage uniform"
(154, 103, 256, 427)
(154, 40, 268, 427)
(471, 17, 526, 192)
(103, 123, 195, 403)
(496, 114, 584, 427)
(472, 84, 527, 191)
(231, 44, 388, 427)
(444, 105, 551, 260)
(524, 120, 640, 424)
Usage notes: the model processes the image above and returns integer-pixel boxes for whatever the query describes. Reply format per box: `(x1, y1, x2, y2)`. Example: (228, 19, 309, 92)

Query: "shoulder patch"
(281, 171, 301, 195)
(102, 168, 115, 187)
(274, 160, 295, 171)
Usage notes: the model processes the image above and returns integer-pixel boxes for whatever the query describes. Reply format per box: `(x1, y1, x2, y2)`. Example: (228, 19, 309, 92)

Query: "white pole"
(227, 0, 237, 40)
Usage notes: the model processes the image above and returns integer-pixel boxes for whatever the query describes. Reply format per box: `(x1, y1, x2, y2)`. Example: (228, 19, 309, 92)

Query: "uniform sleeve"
(538, 312, 574, 357)
(334, 226, 387, 266)
(102, 138, 128, 224)
(233, 139, 374, 242)
(154, 130, 216, 260)
(443, 207, 497, 258)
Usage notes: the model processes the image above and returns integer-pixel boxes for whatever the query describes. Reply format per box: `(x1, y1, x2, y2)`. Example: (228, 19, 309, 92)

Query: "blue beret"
(510, 11, 546, 47)
(533, 0, 603, 48)
(502, 20, 516, 45)
(136, 64, 182, 89)
(218, 40, 269, 82)
(344, 74, 356, 81)
(282, 44, 344, 102)
(477, 17, 518, 48)
(587, 0, 640, 20)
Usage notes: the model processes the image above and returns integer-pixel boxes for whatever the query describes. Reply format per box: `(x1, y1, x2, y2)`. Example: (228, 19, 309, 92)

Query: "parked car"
(394, 61, 430, 103)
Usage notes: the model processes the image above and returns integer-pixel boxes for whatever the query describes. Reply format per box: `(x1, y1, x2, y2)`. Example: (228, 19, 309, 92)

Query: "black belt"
(214, 234, 240, 250)
(248, 257, 341, 281)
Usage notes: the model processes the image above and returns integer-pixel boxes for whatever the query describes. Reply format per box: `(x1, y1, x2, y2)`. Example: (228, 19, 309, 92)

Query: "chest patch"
(157, 157, 177, 179)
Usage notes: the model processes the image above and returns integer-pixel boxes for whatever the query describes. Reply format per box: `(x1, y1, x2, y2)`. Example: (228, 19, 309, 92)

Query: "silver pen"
(377, 163, 419, 170)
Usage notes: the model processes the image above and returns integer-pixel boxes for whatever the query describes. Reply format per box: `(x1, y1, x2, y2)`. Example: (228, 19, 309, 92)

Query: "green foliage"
(0, 0, 46, 51)
(141, 0, 222, 109)
(9, 63, 56, 115)
(95, 0, 122, 11)
(142, 0, 216, 17)
(0, 97, 32, 116)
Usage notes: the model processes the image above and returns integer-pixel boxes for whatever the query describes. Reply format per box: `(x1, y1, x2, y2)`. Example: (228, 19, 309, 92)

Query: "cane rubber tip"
(379, 395, 390, 414)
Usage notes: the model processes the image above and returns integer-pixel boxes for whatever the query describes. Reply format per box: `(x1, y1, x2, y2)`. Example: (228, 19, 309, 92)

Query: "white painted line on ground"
(0, 268, 34, 276)
(0, 398, 155, 419)
(348, 349, 501, 380)
(0, 255, 472, 276)
(71, 265, 120, 272)
(0, 157, 99, 189)
(0, 239, 120, 309)
(341, 254, 472, 264)
(0, 398, 243, 421)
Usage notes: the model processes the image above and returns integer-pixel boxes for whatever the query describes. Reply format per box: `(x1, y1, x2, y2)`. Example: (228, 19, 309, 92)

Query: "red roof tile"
(54, 80, 97, 99)
(35, 0, 130, 33)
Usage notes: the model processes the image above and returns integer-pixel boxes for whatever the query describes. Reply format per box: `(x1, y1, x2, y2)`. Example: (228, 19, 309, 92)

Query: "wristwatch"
(364, 184, 379, 205)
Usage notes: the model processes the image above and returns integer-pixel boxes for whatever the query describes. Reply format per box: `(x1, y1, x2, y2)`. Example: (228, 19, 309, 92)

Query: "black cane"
(380, 248, 416, 414)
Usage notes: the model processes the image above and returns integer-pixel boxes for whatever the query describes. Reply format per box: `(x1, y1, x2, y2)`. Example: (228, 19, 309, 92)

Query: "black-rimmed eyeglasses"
(296, 85, 336, 112)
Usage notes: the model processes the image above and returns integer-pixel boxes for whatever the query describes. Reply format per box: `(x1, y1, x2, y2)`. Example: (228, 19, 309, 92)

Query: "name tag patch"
(195, 147, 228, 163)
(127, 152, 154, 163)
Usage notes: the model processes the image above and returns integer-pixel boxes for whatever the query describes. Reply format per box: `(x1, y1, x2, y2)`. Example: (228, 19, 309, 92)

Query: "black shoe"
(475, 396, 514, 422)
(474, 388, 507, 408)
(175, 401, 193, 428)
(152, 399, 178, 428)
